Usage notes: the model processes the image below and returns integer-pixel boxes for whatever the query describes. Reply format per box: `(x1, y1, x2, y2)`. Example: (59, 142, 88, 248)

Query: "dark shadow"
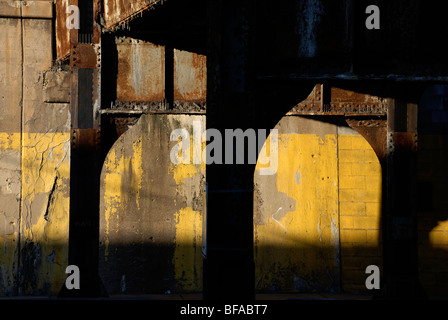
(62, 0, 448, 300)
(99, 242, 378, 297)
(108, 0, 207, 56)
(2, 238, 379, 297)
(416, 85, 448, 298)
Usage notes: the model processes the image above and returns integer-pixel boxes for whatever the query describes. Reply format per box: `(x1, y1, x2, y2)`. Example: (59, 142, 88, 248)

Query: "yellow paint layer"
(254, 133, 339, 290)
(20, 132, 70, 293)
(102, 135, 144, 260)
(429, 222, 448, 250)
(168, 136, 206, 185)
(170, 134, 205, 291)
(0, 133, 21, 151)
(338, 134, 382, 245)
(338, 134, 382, 292)
(132, 137, 143, 209)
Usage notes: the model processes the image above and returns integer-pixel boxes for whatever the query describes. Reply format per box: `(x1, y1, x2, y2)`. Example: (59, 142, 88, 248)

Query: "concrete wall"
(1, 5, 448, 298)
(0, 2, 70, 296)
(254, 116, 382, 294)
(98, 112, 383, 295)
(99, 114, 205, 294)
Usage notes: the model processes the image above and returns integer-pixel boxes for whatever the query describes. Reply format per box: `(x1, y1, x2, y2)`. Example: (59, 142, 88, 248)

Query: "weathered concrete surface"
(21, 18, 70, 296)
(97, 113, 382, 294)
(99, 114, 205, 294)
(43, 68, 70, 103)
(254, 117, 341, 293)
(0, 18, 22, 133)
(0, 133, 21, 295)
(254, 116, 382, 293)
(0, 1, 52, 19)
(0, 16, 23, 296)
(0, 14, 70, 296)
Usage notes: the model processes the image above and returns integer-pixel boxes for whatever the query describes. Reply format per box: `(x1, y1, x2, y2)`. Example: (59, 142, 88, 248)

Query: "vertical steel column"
(383, 93, 424, 298)
(203, 0, 256, 300)
(59, 0, 105, 297)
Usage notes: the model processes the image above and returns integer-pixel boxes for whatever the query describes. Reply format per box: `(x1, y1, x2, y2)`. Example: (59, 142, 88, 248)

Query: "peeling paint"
(0, 133, 21, 152)
(20, 133, 70, 294)
(254, 132, 339, 292)
(99, 115, 205, 294)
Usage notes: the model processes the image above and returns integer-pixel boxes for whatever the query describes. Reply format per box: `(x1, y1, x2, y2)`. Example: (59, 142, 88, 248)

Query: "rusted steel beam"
(381, 97, 423, 299)
(108, 116, 140, 138)
(60, 0, 105, 297)
(346, 117, 387, 161)
(71, 128, 101, 151)
(93, 0, 102, 44)
(204, 0, 256, 301)
(70, 43, 100, 69)
(256, 0, 448, 80)
(102, 100, 206, 113)
(115, 38, 166, 102)
(56, 0, 72, 60)
(258, 74, 448, 83)
(103, 0, 165, 31)
(100, 109, 206, 115)
(288, 84, 388, 116)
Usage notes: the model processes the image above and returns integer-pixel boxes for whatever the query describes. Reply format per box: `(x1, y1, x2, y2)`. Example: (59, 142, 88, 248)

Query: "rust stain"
(116, 38, 165, 101)
(331, 87, 382, 105)
(289, 84, 323, 113)
(289, 84, 386, 115)
(346, 118, 388, 161)
(103, 0, 164, 30)
(56, 0, 71, 61)
(70, 43, 98, 69)
(173, 50, 206, 101)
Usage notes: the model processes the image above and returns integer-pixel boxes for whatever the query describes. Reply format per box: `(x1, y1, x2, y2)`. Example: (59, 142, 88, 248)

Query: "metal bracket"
(70, 44, 100, 69)
(71, 128, 101, 151)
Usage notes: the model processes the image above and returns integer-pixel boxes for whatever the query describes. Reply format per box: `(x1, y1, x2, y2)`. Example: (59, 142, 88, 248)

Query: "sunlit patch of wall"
(99, 114, 205, 295)
(254, 117, 340, 293)
(0, 4, 71, 296)
(337, 128, 382, 293)
(254, 117, 383, 294)
(20, 133, 70, 294)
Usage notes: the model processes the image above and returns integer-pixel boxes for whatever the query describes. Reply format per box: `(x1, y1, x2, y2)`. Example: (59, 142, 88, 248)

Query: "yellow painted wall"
(337, 134, 382, 293)
(99, 114, 205, 294)
(254, 123, 383, 294)
(0, 15, 70, 296)
(20, 133, 70, 294)
(0, 132, 70, 295)
(254, 133, 340, 292)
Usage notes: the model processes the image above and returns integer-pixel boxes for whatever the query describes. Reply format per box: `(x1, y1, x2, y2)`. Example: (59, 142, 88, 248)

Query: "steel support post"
(203, 0, 256, 300)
